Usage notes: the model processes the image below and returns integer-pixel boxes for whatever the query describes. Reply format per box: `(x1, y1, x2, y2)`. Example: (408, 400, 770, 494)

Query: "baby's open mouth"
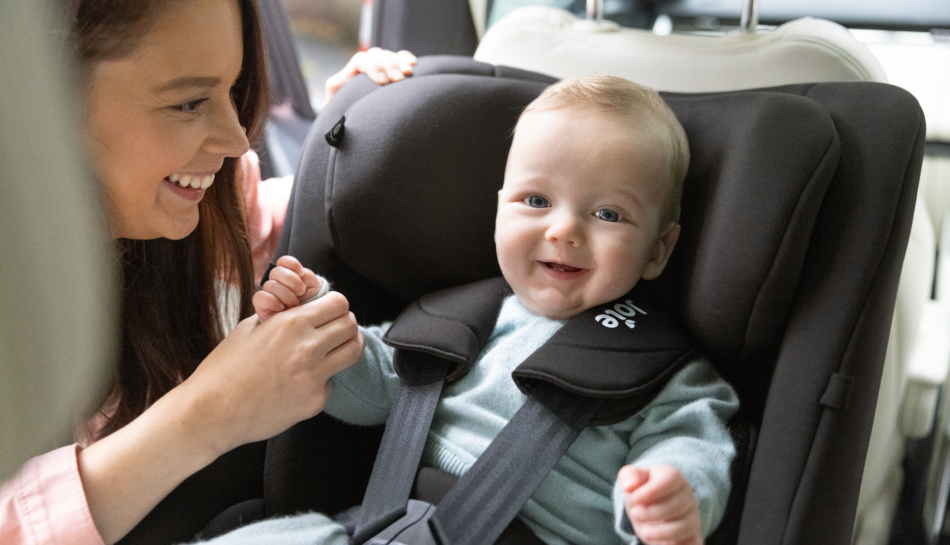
(542, 261, 583, 273)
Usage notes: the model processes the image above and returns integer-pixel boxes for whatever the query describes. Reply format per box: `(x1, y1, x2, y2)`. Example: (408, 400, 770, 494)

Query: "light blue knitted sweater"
(199, 295, 738, 545)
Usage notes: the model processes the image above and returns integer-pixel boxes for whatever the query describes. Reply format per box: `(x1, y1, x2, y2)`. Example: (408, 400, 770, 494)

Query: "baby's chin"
(519, 293, 599, 321)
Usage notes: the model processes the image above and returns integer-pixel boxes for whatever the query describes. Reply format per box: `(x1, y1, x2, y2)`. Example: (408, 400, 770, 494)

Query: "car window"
(279, 0, 363, 109)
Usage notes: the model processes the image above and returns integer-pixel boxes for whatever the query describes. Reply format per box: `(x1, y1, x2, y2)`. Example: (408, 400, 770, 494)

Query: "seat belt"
(353, 373, 602, 545)
(429, 382, 604, 545)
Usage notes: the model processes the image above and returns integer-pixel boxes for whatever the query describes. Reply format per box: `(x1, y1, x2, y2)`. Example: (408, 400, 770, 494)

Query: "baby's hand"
(253, 256, 324, 322)
(618, 465, 702, 545)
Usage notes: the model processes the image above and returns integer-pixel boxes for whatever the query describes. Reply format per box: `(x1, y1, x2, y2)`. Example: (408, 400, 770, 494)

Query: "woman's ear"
(641, 223, 681, 281)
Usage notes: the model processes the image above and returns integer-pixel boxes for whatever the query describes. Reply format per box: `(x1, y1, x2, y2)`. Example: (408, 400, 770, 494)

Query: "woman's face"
(86, 0, 250, 240)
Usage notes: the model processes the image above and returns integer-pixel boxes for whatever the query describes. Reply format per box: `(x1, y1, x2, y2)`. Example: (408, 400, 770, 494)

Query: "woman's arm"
(79, 293, 364, 544)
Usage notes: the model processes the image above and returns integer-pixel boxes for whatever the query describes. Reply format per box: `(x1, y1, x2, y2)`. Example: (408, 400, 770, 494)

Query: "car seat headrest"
(296, 57, 840, 379)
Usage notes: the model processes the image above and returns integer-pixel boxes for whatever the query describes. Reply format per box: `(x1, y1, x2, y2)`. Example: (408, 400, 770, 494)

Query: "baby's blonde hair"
(520, 75, 689, 225)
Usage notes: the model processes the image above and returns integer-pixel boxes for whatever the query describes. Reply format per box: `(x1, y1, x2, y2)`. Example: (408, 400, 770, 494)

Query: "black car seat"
(259, 56, 925, 545)
(118, 56, 924, 545)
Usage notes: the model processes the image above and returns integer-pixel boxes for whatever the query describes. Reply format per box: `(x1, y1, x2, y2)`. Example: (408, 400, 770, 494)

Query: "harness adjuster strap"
(429, 383, 604, 545)
(352, 356, 451, 544)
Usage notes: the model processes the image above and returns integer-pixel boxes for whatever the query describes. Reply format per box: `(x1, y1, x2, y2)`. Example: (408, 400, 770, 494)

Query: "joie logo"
(595, 300, 647, 329)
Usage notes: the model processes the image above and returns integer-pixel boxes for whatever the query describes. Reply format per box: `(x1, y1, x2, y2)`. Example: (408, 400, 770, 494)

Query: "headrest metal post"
(586, 0, 604, 23)
(740, 0, 758, 33)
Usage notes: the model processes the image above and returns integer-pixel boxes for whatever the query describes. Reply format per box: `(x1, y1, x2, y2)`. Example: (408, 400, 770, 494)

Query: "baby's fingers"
(629, 465, 687, 506)
(275, 255, 305, 276)
(252, 290, 285, 322)
(629, 487, 695, 524)
(263, 278, 304, 310)
(300, 268, 325, 302)
(632, 518, 702, 545)
(618, 465, 650, 493)
(268, 266, 308, 298)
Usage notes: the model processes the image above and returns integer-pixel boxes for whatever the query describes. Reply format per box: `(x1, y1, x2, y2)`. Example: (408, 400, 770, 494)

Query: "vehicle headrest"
(292, 56, 840, 374)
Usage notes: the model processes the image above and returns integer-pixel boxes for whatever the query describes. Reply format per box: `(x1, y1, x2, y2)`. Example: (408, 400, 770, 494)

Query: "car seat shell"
(266, 58, 924, 545)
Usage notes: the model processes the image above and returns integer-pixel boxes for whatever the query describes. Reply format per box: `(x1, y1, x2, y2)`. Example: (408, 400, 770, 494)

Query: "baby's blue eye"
(525, 195, 549, 208)
(596, 209, 620, 222)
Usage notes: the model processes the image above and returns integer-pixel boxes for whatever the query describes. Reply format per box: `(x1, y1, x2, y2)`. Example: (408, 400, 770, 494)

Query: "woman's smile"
(85, 0, 248, 240)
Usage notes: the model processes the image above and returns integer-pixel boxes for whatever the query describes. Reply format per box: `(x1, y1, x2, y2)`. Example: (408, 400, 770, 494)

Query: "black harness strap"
(429, 383, 604, 545)
(353, 355, 451, 544)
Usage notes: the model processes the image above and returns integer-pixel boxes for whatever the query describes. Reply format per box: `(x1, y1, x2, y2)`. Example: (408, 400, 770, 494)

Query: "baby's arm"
(253, 256, 327, 322)
(613, 360, 738, 545)
(618, 465, 701, 545)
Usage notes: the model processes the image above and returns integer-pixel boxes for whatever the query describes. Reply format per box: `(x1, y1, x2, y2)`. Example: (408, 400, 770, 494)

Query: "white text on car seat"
(595, 301, 646, 329)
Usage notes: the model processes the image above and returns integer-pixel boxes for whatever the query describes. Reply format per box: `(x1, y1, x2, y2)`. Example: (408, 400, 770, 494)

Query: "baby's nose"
(545, 215, 582, 246)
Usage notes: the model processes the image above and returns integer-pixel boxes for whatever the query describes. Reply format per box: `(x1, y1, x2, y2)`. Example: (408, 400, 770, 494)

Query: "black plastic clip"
(326, 115, 346, 148)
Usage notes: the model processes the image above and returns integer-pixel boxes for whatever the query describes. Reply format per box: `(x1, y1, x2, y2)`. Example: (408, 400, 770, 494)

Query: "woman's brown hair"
(69, 0, 269, 439)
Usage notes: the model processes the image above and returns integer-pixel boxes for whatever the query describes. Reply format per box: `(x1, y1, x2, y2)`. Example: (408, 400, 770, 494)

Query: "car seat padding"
(384, 277, 699, 424)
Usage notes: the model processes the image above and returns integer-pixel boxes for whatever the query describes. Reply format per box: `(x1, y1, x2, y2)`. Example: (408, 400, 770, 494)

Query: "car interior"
(1, 1, 948, 544)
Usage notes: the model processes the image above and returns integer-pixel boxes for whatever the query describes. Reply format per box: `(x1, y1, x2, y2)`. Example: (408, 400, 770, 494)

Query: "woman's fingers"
(363, 48, 407, 83)
(397, 49, 418, 70)
(321, 324, 366, 374)
(308, 311, 360, 359)
(281, 291, 351, 329)
(325, 48, 416, 102)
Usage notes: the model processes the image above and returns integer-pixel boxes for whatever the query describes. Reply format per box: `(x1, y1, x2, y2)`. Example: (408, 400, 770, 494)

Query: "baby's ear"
(641, 223, 681, 281)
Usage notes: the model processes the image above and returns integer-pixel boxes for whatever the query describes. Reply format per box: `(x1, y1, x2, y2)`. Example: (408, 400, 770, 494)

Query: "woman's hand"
(186, 291, 364, 450)
(325, 48, 417, 102)
(79, 293, 364, 543)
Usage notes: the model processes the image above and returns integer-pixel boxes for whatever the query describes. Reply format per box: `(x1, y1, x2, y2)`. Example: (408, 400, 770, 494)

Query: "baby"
(236, 75, 739, 545)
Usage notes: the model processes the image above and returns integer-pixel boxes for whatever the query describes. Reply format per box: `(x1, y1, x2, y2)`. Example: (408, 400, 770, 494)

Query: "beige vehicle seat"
(472, 6, 940, 543)
(473, 7, 885, 91)
(0, 1, 114, 481)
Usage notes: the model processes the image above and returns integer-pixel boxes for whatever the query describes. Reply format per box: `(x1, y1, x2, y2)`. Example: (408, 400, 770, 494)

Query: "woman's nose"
(205, 98, 250, 158)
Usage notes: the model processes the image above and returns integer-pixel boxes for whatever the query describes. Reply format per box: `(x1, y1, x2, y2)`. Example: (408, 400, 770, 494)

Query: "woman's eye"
(174, 98, 208, 114)
(525, 195, 549, 208)
(596, 209, 620, 222)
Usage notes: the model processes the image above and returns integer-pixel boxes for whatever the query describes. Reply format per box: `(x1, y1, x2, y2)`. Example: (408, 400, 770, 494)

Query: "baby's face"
(495, 109, 680, 320)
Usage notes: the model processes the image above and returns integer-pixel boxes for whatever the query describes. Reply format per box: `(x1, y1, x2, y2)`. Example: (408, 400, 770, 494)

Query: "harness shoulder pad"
(513, 285, 699, 425)
(383, 277, 512, 383)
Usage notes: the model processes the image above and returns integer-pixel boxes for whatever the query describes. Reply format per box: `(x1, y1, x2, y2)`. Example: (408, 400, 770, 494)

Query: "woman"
(0, 1, 414, 543)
